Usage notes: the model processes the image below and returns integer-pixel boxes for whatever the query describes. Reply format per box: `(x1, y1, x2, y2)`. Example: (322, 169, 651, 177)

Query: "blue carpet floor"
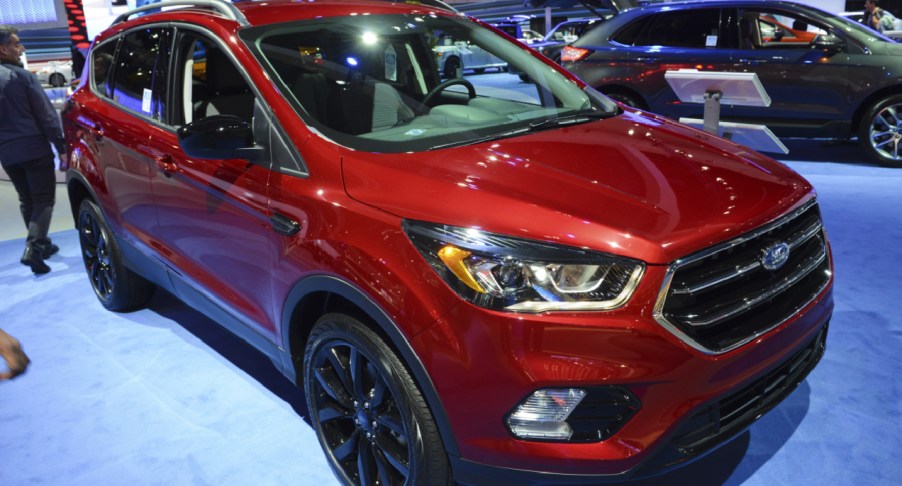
(1, 155, 900, 485)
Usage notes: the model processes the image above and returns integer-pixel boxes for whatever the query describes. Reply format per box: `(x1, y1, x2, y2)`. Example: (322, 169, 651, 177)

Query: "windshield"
(242, 12, 617, 152)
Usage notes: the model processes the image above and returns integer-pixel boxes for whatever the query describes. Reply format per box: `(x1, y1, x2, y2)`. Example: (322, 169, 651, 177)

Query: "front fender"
(278, 274, 460, 457)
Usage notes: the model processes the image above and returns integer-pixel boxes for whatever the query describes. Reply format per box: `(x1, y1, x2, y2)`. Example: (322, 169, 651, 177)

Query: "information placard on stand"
(664, 69, 787, 154)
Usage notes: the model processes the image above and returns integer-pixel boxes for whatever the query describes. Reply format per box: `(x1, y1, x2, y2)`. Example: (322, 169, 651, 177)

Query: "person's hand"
(0, 329, 30, 381)
(58, 153, 69, 172)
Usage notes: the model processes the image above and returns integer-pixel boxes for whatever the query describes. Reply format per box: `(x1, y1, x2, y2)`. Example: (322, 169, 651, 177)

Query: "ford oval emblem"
(760, 242, 790, 271)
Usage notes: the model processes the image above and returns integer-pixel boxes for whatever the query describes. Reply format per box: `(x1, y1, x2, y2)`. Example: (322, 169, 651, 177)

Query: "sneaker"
(21, 244, 50, 274)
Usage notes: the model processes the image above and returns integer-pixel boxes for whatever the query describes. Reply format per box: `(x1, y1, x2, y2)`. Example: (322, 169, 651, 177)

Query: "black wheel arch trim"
(66, 169, 101, 221)
(279, 274, 460, 457)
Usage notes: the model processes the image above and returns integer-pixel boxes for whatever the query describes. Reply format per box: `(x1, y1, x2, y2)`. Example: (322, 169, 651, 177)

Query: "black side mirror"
(812, 33, 844, 52)
(177, 115, 264, 161)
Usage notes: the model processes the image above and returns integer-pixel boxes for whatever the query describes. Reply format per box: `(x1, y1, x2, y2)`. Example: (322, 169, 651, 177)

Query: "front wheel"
(304, 313, 450, 486)
(859, 94, 902, 168)
(77, 199, 154, 311)
(442, 57, 460, 79)
(49, 73, 66, 87)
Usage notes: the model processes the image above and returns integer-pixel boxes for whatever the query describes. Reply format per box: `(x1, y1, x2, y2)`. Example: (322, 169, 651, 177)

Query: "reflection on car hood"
(342, 110, 812, 264)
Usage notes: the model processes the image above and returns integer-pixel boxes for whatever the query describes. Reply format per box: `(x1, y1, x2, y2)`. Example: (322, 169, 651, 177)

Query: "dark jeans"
(3, 154, 56, 247)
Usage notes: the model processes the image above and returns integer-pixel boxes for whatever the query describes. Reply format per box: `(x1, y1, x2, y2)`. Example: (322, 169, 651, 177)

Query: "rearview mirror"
(177, 115, 263, 161)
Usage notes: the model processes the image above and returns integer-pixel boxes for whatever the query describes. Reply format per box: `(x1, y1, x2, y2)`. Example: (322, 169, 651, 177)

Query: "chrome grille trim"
(680, 248, 825, 327)
(653, 199, 831, 355)
(672, 216, 823, 296)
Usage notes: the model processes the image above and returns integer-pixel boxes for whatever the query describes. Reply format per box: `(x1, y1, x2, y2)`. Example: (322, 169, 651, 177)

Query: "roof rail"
(113, 0, 249, 27)
(405, 0, 460, 13)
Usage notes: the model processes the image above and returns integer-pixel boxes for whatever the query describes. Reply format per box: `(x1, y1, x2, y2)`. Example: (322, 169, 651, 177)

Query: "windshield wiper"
(427, 110, 617, 151)
(527, 110, 617, 131)
(428, 127, 533, 151)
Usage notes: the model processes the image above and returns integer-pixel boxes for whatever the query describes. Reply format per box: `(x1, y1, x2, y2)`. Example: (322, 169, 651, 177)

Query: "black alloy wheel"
(305, 314, 449, 486)
(77, 199, 154, 311)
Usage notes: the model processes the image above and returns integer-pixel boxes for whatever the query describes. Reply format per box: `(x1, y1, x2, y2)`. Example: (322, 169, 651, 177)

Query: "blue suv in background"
(562, 0, 902, 167)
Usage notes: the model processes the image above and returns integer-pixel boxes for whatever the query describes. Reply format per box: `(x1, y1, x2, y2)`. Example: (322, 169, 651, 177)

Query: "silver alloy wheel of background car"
(49, 73, 66, 88)
(860, 94, 902, 168)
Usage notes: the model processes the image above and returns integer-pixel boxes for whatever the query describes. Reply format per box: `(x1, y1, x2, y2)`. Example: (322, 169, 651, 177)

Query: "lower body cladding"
(412, 281, 834, 484)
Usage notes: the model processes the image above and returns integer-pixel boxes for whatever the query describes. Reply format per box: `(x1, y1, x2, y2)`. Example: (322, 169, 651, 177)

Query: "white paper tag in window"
(142, 88, 152, 113)
(384, 44, 397, 82)
(706, 35, 718, 47)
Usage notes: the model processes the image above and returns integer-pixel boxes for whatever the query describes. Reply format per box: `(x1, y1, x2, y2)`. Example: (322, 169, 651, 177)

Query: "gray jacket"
(0, 61, 66, 166)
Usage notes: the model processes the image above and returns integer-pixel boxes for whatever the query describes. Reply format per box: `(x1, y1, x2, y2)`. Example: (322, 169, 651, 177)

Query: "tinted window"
(90, 39, 116, 99)
(635, 9, 721, 47)
(611, 16, 653, 46)
(112, 27, 166, 117)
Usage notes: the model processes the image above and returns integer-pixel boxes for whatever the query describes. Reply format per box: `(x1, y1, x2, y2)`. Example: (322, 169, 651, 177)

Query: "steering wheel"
(422, 78, 476, 107)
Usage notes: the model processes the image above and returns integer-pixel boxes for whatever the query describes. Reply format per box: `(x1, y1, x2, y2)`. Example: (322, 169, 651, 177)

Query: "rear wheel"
(859, 94, 902, 167)
(304, 313, 450, 486)
(77, 199, 154, 311)
(605, 91, 645, 109)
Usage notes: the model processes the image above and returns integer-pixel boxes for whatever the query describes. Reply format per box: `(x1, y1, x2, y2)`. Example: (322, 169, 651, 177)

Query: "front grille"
(655, 200, 831, 354)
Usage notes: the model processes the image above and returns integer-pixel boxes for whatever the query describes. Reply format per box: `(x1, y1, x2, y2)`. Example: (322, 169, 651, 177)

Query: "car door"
(726, 7, 850, 138)
(617, 7, 738, 120)
(79, 28, 169, 251)
(143, 29, 280, 340)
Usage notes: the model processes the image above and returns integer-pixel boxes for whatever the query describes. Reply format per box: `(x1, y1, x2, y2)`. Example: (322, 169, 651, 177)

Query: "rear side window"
(610, 16, 654, 46)
(111, 27, 166, 117)
(633, 9, 722, 48)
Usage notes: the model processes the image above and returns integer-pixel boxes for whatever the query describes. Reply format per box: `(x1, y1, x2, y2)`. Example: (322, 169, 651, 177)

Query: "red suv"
(63, 0, 834, 484)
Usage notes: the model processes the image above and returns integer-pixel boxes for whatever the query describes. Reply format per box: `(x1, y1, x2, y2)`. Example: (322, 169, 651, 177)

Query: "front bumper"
(447, 318, 829, 485)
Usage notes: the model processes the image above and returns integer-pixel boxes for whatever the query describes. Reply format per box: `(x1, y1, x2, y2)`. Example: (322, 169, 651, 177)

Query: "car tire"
(859, 94, 902, 167)
(443, 57, 460, 79)
(77, 199, 155, 311)
(49, 73, 66, 88)
(304, 313, 450, 486)
(604, 91, 645, 110)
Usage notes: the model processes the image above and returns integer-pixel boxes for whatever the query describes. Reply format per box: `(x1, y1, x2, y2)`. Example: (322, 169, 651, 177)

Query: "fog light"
(507, 388, 586, 441)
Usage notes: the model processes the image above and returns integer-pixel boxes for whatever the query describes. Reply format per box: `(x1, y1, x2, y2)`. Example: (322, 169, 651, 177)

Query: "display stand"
(664, 69, 787, 154)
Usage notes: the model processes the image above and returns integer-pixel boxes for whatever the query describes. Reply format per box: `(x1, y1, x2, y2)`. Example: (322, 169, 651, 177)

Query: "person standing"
(863, 0, 898, 33)
(0, 26, 68, 274)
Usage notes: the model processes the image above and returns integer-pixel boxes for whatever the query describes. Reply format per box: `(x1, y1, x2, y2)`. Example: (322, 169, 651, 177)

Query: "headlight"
(403, 220, 644, 312)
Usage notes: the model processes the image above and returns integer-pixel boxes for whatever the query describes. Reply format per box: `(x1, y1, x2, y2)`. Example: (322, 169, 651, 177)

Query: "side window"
(635, 9, 722, 48)
(741, 10, 828, 49)
(611, 17, 654, 46)
(90, 39, 117, 99)
(172, 31, 255, 127)
(112, 27, 167, 118)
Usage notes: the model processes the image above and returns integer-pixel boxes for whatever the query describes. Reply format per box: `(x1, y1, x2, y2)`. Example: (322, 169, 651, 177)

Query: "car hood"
(341, 110, 812, 264)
